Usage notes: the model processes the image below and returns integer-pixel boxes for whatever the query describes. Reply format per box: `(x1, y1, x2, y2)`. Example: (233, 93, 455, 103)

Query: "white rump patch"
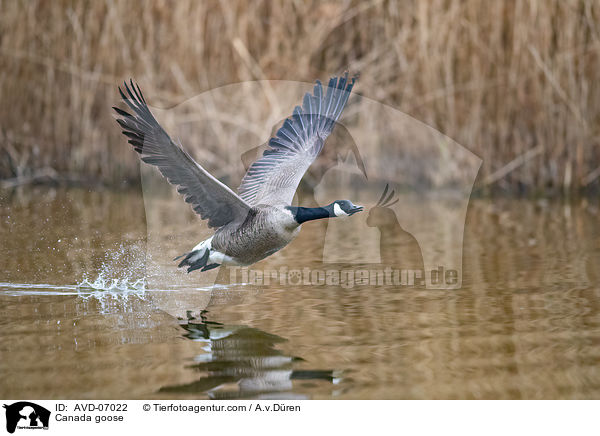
(193, 236, 213, 252)
(208, 250, 238, 266)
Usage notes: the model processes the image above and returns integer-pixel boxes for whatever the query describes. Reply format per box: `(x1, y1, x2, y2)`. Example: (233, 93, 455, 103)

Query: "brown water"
(1, 186, 599, 399)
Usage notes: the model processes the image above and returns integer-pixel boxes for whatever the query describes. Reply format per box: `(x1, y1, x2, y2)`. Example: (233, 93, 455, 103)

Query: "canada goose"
(114, 74, 362, 273)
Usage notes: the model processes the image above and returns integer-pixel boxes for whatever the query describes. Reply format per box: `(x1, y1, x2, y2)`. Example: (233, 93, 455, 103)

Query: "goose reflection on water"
(159, 312, 342, 399)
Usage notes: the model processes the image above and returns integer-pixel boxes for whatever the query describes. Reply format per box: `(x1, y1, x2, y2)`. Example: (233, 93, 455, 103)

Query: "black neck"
(286, 205, 333, 224)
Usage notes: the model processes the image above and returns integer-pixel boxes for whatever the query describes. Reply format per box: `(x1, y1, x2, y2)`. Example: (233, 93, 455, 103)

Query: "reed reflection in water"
(1, 187, 600, 399)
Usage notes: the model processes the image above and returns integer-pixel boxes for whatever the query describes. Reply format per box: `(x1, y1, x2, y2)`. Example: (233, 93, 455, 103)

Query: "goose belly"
(212, 215, 300, 266)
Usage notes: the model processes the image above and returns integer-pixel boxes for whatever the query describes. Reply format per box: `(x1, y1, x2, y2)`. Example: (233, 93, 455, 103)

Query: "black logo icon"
(3, 402, 50, 434)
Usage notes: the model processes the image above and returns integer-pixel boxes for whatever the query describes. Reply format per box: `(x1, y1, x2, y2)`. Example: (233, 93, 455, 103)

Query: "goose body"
(185, 206, 299, 270)
(114, 74, 362, 273)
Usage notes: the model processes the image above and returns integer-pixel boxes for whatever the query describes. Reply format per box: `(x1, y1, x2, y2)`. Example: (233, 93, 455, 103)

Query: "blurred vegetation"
(1, 0, 600, 194)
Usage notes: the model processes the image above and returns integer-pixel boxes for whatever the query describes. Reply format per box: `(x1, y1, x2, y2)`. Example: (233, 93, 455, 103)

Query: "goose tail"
(174, 237, 220, 273)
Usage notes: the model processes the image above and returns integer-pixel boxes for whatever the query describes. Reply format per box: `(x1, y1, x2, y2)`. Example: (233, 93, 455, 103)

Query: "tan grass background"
(1, 0, 600, 193)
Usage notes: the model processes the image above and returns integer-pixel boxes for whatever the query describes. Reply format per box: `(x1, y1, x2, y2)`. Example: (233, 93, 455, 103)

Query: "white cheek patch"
(333, 203, 348, 217)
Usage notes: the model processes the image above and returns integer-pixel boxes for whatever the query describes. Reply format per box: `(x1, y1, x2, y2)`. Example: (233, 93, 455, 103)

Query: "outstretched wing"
(113, 80, 251, 228)
(238, 73, 357, 206)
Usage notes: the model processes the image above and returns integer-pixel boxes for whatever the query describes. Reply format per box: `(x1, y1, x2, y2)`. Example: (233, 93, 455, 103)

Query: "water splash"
(77, 276, 146, 291)
(0, 240, 220, 301)
(76, 241, 148, 300)
(76, 276, 146, 296)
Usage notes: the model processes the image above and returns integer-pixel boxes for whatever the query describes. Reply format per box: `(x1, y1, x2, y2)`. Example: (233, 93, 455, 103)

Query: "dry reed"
(1, 0, 600, 193)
